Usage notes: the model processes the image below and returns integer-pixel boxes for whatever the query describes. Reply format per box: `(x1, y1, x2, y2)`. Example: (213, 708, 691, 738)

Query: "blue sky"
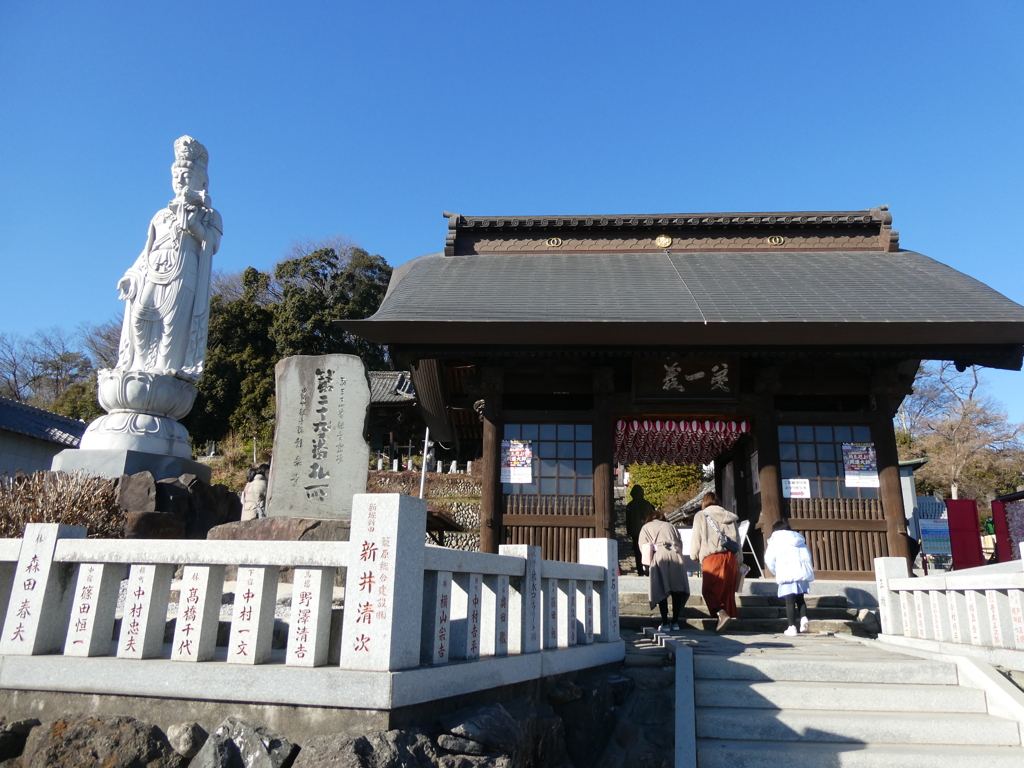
(2, 2, 1022, 420)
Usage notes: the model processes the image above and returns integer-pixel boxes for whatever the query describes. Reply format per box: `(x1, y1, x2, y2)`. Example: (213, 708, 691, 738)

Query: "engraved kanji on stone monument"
(266, 355, 370, 521)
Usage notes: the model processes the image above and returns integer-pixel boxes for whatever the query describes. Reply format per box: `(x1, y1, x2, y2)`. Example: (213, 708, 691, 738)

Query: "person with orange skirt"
(690, 492, 742, 632)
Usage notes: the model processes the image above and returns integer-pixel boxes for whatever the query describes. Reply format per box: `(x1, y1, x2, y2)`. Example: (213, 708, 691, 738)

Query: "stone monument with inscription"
(265, 354, 371, 522)
(52, 136, 222, 482)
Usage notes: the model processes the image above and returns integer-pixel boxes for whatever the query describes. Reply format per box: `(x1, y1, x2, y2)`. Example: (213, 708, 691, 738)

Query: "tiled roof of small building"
(368, 371, 416, 405)
(0, 396, 86, 448)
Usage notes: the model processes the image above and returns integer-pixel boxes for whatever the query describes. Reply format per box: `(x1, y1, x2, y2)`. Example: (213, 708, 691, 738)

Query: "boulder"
(208, 517, 350, 583)
(17, 715, 183, 768)
(551, 677, 616, 767)
(116, 471, 158, 513)
(292, 729, 440, 768)
(210, 483, 243, 525)
(437, 704, 523, 758)
(124, 511, 187, 539)
(166, 722, 207, 758)
(190, 717, 297, 768)
(156, 478, 193, 518)
(0, 718, 39, 762)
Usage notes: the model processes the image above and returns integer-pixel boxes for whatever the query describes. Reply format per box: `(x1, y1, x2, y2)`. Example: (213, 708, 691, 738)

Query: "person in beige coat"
(639, 510, 690, 631)
(690, 492, 742, 631)
(240, 464, 269, 521)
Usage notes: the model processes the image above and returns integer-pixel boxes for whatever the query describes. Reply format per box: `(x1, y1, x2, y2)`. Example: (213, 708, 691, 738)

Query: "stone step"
(693, 655, 959, 685)
(696, 740, 1024, 768)
(695, 707, 1022, 746)
(634, 617, 869, 635)
(694, 679, 989, 713)
(619, 592, 849, 609)
(620, 602, 857, 621)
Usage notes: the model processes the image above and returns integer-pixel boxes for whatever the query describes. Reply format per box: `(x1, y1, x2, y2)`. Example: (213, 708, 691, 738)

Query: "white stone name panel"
(558, 579, 578, 648)
(172, 565, 225, 662)
(65, 563, 124, 657)
(1, 523, 86, 655)
(480, 574, 510, 657)
(117, 564, 174, 659)
(227, 566, 279, 664)
(287, 567, 335, 667)
(340, 494, 426, 671)
(500, 544, 541, 654)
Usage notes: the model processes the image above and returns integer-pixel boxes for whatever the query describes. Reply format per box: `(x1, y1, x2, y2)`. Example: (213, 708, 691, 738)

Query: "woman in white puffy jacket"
(764, 519, 815, 636)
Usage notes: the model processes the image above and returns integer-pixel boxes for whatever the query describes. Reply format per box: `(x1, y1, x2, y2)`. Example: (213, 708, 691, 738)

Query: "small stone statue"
(116, 136, 222, 381)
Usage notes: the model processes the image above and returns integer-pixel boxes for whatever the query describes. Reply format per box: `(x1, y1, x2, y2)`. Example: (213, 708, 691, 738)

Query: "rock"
(553, 678, 616, 767)
(167, 722, 207, 758)
(208, 517, 350, 583)
(292, 729, 441, 768)
(504, 697, 566, 768)
(210, 483, 243, 525)
(605, 674, 635, 706)
(156, 478, 194, 518)
(0, 719, 39, 761)
(641, 722, 673, 750)
(614, 722, 639, 749)
(18, 715, 183, 768)
(190, 717, 297, 768)
(438, 704, 523, 757)
(545, 680, 583, 705)
(436, 735, 489, 755)
(116, 471, 158, 512)
(629, 691, 672, 726)
(124, 510, 187, 539)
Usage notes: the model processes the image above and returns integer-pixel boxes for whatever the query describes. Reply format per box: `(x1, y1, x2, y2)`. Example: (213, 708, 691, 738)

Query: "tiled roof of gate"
(368, 371, 417, 404)
(0, 396, 86, 447)
(370, 249, 1024, 325)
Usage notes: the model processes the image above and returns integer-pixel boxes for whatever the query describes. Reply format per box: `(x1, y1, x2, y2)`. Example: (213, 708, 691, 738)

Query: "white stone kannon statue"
(78, 136, 222, 459)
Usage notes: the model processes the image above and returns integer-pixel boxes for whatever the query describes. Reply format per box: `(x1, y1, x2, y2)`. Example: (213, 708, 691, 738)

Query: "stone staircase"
(621, 592, 875, 635)
(673, 632, 1024, 767)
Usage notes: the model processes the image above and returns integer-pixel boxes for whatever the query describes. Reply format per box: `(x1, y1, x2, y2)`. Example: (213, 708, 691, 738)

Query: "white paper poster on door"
(500, 439, 533, 484)
(842, 442, 880, 488)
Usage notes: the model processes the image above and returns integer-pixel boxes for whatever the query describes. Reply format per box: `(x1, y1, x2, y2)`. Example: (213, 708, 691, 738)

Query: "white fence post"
(422, 570, 453, 665)
(340, 493, 426, 671)
(577, 580, 594, 645)
(118, 563, 175, 659)
(172, 565, 225, 662)
(286, 567, 336, 667)
(500, 544, 541, 654)
(558, 579, 578, 647)
(929, 590, 952, 642)
(1008, 588, 1024, 650)
(579, 538, 619, 642)
(986, 590, 1015, 649)
(873, 556, 907, 636)
(65, 563, 125, 657)
(480, 574, 510, 657)
(227, 566, 279, 664)
(1, 523, 86, 656)
(542, 577, 559, 650)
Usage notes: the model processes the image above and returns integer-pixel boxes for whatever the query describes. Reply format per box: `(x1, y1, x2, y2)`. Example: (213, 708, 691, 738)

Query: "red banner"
(613, 419, 750, 466)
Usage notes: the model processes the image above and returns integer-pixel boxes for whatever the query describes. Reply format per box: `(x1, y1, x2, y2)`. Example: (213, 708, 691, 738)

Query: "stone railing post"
(874, 556, 908, 636)
(499, 544, 541, 654)
(340, 494, 426, 671)
(579, 538, 619, 642)
(0, 523, 86, 655)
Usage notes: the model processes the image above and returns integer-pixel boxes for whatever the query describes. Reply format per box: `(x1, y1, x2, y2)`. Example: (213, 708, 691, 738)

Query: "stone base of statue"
(51, 369, 209, 482)
(51, 448, 211, 484)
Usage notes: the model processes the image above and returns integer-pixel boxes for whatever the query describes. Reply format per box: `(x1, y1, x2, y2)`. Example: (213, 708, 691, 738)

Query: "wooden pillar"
(478, 398, 503, 554)
(753, 372, 783, 535)
(873, 396, 910, 561)
(593, 407, 615, 539)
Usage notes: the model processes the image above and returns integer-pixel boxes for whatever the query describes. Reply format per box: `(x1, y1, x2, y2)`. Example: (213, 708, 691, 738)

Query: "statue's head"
(171, 136, 209, 201)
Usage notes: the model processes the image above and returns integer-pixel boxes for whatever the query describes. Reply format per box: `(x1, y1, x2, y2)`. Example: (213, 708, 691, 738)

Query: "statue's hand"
(117, 275, 135, 300)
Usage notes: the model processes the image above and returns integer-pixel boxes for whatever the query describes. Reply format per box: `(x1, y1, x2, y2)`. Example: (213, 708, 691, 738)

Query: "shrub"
(0, 471, 123, 538)
(627, 462, 705, 510)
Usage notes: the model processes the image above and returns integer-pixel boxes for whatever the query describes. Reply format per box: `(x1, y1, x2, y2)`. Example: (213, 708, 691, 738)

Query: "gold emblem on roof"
(767, 235, 786, 246)
(654, 235, 673, 248)
(546, 237, 563, 248)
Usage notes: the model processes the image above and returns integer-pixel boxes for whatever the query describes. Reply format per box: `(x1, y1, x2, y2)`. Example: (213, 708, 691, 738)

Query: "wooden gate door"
(786, 498, 889, 580)
(502, 495, 598, 563)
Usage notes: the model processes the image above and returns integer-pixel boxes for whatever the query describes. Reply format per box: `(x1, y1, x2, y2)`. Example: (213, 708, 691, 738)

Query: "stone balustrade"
(874, 546, 1024, 652)
(0, 494, 624, 711)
